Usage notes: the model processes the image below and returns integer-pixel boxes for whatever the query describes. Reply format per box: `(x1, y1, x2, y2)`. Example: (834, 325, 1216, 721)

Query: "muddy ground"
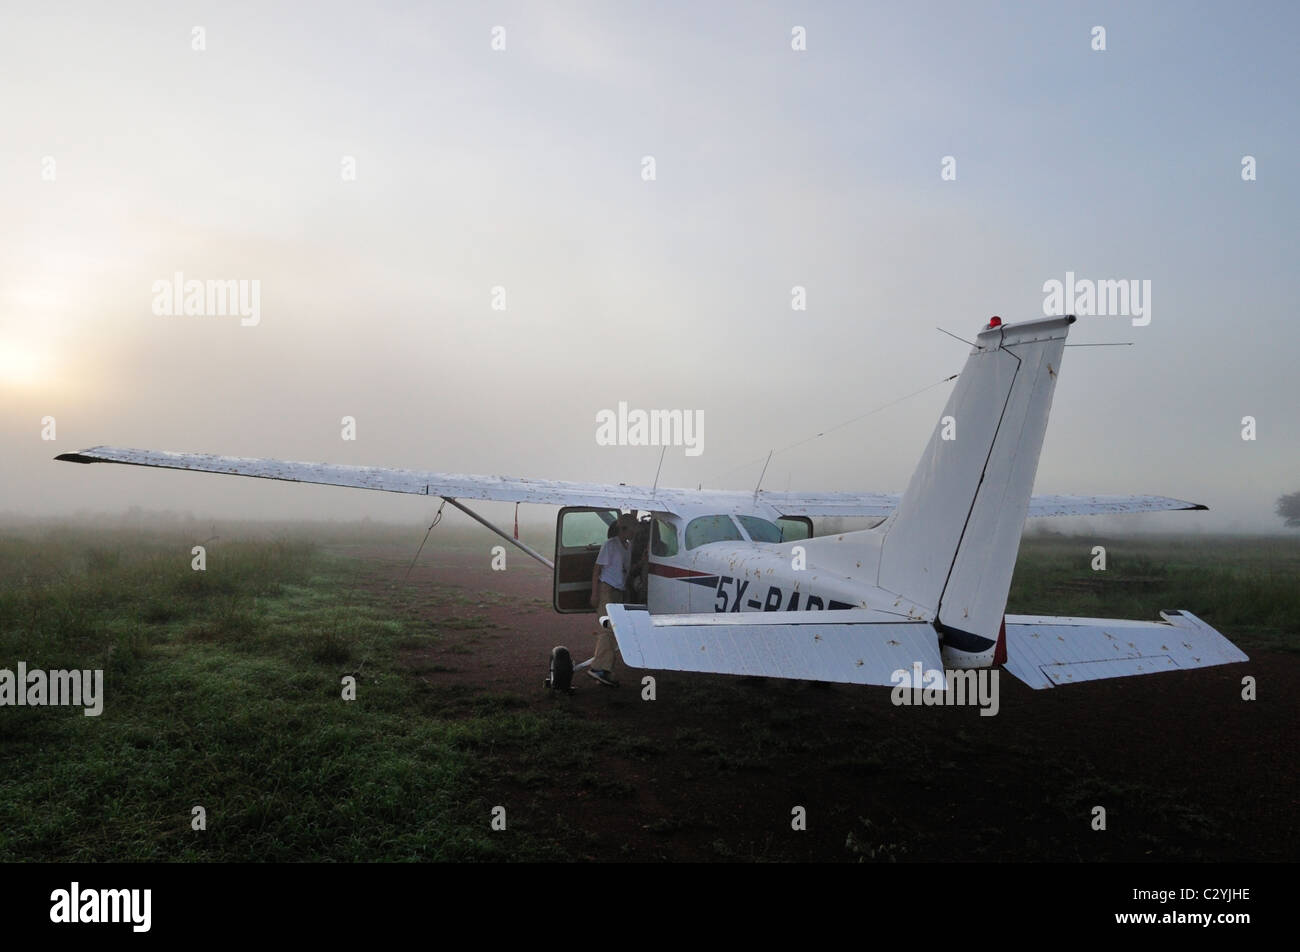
(335, 540, 1297, 863)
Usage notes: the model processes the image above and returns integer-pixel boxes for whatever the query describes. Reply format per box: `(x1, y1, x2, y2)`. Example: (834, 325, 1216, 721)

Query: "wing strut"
(404, 500, 447, 580)
(441, 497, 554, 570)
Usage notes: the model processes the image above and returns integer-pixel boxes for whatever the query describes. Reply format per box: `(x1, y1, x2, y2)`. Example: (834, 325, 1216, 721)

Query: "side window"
(736, 515, 783, 543)
(652, 517, 679, 556)
(684, 514, 744, 550)
(775, 516, 812, 541)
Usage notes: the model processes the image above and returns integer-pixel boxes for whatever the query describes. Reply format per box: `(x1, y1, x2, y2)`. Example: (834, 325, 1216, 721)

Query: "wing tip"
(54, 452, 99, 464)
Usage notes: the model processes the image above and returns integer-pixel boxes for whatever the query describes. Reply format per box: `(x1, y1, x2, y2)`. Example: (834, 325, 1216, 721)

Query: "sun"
(0, 344, 47, 387)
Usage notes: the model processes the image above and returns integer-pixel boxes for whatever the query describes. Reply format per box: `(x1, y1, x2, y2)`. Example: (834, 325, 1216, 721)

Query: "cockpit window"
(736, 515, 783, 543)
(684, 514, 744, 550)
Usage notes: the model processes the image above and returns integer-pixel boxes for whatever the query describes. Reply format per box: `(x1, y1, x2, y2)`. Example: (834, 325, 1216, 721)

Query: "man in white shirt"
(588, 514, 636, 686)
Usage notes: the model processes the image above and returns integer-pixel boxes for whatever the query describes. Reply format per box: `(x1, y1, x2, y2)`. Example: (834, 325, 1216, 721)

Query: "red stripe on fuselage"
(648, 563, 714, 579)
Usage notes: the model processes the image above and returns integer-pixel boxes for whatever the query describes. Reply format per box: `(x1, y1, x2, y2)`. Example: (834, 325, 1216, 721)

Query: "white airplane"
(57, 314, 1247, 691)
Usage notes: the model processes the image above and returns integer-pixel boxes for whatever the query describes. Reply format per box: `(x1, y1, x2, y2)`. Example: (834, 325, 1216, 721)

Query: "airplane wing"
(55, 445, 681, 511)
(1022, 494, 1207, 518)
(604, 604, 945, 687)
(1001, 610, 1248, 689)
(55, 446, 1207, 519)
(759, 491, 1207, 519)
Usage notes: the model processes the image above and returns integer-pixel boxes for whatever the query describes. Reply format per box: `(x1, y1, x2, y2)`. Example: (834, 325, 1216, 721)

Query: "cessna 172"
(57, 314, 1247, 691)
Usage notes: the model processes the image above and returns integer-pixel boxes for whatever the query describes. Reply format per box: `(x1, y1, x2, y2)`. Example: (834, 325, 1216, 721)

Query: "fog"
(3, 2, 1297, 535)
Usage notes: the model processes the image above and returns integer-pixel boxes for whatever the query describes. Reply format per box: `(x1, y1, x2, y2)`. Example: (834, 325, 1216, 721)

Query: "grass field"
(0, 522, 571, 861)
(1009, 530, 1300, 654)
(0, 520, 1295, 861)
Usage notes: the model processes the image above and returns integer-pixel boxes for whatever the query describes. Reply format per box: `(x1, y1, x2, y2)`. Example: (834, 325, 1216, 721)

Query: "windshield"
(684, 514, 744, 550)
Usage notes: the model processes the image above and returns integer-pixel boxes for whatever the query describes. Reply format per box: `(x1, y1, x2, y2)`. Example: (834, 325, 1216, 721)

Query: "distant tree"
(1278, 491, 1300, 528)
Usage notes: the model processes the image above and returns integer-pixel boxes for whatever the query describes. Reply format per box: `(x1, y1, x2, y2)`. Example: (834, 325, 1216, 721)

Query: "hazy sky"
(3, 1, 1297, 534)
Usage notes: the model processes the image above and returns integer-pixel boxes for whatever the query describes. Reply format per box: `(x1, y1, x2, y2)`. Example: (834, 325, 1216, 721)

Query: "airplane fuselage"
(634, 509, 991, 669)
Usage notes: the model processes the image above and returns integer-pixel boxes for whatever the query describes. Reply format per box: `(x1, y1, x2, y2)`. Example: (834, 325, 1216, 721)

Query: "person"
(626, 518, 651, 603)
(588, 513, 636, 686)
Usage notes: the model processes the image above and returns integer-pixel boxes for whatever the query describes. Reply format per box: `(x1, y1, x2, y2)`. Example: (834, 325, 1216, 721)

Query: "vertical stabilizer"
(877, 315, 1074, 660)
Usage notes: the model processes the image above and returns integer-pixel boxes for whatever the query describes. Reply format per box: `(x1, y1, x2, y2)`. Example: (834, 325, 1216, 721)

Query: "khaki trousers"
(594, 581, 625, 672)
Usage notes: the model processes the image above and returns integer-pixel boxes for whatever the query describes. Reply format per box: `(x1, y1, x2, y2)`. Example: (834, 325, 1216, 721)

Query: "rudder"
(876, 315, 1074, 663)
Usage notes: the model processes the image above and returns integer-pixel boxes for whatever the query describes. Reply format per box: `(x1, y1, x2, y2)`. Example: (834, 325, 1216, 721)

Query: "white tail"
(874, 315, 1074, 657)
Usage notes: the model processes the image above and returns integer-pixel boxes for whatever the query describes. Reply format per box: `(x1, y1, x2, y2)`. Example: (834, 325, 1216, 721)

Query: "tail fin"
(877, 315, 1074, 659)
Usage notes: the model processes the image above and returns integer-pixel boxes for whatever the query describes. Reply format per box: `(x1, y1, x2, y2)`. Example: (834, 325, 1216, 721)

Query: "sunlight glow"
(0, 344, 47, 387)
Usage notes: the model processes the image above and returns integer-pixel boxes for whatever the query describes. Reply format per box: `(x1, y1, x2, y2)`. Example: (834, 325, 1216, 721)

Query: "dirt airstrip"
(337, 541, 1297, 862)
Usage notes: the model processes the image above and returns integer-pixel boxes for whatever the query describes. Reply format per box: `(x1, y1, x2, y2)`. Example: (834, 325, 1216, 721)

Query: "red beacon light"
(987, 316, 1002, 329)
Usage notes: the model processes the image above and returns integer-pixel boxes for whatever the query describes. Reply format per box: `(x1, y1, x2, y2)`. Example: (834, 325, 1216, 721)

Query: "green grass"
(0, 526, 591, 861)
(0, 523, 1294, 861)
(1009, 533, 1300, 653)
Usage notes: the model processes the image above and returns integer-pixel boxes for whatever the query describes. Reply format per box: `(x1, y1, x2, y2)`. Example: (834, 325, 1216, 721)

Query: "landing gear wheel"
(544, 645, 575, 694)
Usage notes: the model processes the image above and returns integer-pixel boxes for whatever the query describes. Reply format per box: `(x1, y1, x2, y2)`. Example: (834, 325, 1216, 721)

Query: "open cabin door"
(553, 507, 618, 612)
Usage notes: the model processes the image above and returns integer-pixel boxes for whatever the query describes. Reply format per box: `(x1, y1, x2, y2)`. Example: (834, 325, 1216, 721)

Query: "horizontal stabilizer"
(604, 605, 943, 686)
(1002, 610, 1248, 689)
